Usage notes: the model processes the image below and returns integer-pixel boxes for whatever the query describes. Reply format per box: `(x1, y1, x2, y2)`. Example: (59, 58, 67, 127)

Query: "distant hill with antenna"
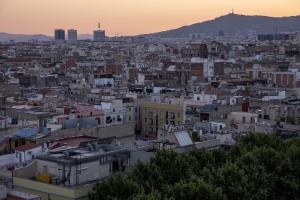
(146, 13, 300, 38)
(1, 13, 300, 41)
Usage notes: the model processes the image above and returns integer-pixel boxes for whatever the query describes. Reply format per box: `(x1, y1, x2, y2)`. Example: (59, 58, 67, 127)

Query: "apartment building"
(141, 98, 184, 136)
(13, 144, 130, 200)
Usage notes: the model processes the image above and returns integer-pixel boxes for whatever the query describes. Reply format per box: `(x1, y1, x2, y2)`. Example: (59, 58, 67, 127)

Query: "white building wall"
(94, 78, 114, 87)
(230, 112, 258, 124)
(0, 154, 15, 167)
(193, 92, 217, 104)
(210, 121, 226, 131)
(37, 158, 111, 186)
(0, 120, 6, 128)
(15, 146, 43, 162)
(70, 161, 110, 185)
(203, 61, 214, 78)
(216, 133, 232, 145)
(137, 74, 145, 84)
(28, 94, 43, 102)
(37, 160, 60, 177)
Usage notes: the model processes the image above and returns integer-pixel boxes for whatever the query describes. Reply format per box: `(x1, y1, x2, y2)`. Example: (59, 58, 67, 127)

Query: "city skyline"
(0, 0, 300, 36)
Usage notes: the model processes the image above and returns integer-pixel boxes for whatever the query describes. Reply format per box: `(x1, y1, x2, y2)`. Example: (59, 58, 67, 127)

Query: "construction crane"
(274, 26, 290, 40)
(115, 33, 126, 37)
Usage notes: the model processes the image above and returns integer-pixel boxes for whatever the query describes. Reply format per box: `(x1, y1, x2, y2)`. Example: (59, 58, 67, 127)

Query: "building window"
(129, 116, 131, 121)
(106, 116, 112, 124)
(117, 115, 122, 122)
(170, 112, 175, 119)
(12, 118, 18, 125)
(100, 156, 107, 165)
(144, 117, 147, 122)
(242, 117, 246, 123)
(149, 118, 153, 125)
(96, 118, 101, 125)
(148, 127, 153, 134)
(43, 166, 47, 173)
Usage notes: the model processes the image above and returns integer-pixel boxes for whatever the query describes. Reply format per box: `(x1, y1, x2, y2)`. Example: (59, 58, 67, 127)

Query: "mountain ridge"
(1, 14, 300, 41)
(146, 13, 300, 38)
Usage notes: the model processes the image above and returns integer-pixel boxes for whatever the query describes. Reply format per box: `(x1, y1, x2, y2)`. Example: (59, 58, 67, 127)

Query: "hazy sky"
(0, 0, 299, 36)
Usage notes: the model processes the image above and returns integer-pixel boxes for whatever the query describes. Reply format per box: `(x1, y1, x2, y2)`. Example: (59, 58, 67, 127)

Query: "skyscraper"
(55, 29, 65, 41)
(68, 29, 77, 41)
(93, 30, 105, 42)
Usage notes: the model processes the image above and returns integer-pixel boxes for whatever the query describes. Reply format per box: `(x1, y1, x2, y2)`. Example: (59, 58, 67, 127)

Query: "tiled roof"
(15, 143, 41, 151)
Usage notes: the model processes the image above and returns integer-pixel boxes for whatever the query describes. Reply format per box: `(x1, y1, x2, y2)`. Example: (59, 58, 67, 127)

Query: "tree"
(89, 173, 143, 200)
(89, 134, 300, 200)
(217, 163, 248, 199)
(167, 176, 225, 200)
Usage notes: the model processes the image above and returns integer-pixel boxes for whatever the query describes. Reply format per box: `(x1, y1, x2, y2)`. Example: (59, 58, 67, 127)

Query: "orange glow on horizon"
(0, 0, 299, 36)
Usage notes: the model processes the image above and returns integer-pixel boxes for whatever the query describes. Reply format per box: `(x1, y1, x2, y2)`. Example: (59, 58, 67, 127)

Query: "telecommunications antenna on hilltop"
(232, 8, 234, 14)
(98, 23, 100, 30)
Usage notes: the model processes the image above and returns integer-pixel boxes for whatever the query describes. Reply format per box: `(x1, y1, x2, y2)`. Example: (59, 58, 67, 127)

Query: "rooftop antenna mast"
(232, 8, 234, 14)
(98, 23, 100, 30)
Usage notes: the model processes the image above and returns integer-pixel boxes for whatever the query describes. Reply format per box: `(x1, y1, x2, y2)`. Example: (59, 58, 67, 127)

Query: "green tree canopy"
(89, 133, 300, 200)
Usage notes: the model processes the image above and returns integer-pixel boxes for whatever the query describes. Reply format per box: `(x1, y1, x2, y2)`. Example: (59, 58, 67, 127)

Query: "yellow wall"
(13, 177, 93, 200)
(141, 102, 184, 136)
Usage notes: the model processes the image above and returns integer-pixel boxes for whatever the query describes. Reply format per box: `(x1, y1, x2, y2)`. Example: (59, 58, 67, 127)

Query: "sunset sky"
(0, 0, 299, 36)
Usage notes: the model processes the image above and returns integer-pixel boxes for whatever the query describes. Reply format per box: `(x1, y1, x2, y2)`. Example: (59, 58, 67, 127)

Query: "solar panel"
(174, 131, 193, 147)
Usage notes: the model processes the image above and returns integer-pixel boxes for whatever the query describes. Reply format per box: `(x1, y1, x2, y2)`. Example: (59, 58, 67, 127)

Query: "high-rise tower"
(68, 29, 77, 41)
(55, 29, 65, 41)
(93, 23, 105, 42)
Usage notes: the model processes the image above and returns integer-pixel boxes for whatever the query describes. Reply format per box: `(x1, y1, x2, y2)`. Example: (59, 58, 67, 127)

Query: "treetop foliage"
(89, 133, 300, 200)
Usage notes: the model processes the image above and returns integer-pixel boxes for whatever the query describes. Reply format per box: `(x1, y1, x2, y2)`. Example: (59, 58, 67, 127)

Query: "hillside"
(0, 32, 52, 42)
(150, 13, 300, 38)
(0, 32, 93, 42)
